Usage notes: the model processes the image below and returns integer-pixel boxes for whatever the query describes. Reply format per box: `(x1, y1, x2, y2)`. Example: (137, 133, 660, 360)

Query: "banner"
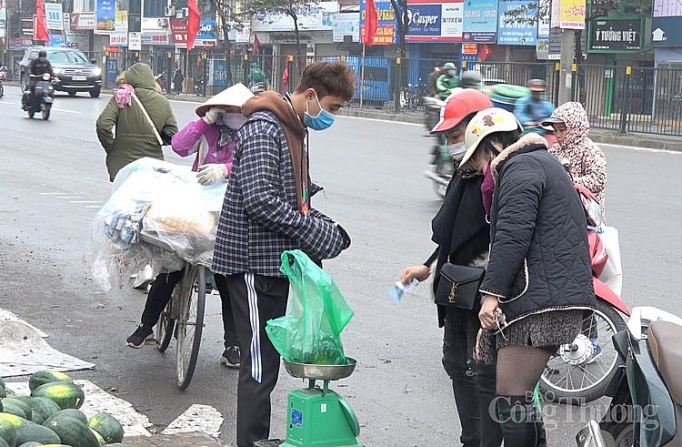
(497, 0, 537, 46)
(559, 0, 585, 29)
(45, 3, 63, 30)
(194, 19, 217, 47)
(252, 4, 335, 32)
(128, 31, 142, 50)
(69, 12, 95, 30)
(228, 26, 251, 43)
(333, 12, 359, 42)
(462, 0, 497, 43)
(95, 0, 115, 35)
(652, 0, 682, 46)
(359, 0, 395, 45)
(405, 0, 463, 43)
(170, 18, 187, 46)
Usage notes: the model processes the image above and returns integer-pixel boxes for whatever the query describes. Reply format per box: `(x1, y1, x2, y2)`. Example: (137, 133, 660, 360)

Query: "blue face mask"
(303, 92, 335, 131)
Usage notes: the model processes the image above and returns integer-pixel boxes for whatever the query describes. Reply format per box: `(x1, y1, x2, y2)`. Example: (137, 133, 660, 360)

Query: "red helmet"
(431, 89, 493, 133)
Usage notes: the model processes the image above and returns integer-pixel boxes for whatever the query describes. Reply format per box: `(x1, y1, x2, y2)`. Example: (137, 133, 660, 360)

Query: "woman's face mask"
(481, 163, 495, 216)
(221, 112, 247, 130)
(448, 142, 467, 164)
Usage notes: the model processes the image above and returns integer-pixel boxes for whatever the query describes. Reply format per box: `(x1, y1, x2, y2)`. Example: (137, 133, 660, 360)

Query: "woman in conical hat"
(125, 83, 254, 369)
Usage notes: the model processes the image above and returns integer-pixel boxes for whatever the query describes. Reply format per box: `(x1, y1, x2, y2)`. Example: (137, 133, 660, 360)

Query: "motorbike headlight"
(42, 73, 51, 80)
(93, 67, 102, 77)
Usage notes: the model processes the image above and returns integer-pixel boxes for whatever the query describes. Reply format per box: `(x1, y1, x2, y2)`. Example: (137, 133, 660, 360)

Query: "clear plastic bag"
(88, 158, 227, 291)
(265, 250, 354, 365)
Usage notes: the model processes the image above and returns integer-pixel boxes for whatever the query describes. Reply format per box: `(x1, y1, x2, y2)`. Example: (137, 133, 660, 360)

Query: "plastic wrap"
(89, 158, 227, 291)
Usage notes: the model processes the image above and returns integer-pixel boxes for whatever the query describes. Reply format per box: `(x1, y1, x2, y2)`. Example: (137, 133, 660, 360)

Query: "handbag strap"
(131, 92, 164, 146)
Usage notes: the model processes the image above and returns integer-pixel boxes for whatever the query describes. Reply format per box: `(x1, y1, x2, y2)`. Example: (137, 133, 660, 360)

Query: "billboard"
(359, 0, 396, 45)
(45, 3, 64, 31)
(588, 18, 642, 53)
(652, 0, 682, 46)
(404, 0, 463, 43)
(462, 0, 497, 43)
(95, 0, 115, 35)
(497, 0, 537, 46)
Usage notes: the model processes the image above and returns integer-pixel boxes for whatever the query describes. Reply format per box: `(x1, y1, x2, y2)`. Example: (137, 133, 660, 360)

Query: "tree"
(239, 0, 311, 59)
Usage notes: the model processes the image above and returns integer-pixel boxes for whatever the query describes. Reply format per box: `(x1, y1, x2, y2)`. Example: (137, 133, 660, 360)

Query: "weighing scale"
(256, 358, 362, 447)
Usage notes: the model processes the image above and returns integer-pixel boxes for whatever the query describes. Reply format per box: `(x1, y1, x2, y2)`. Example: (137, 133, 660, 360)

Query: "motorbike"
(249, 81, 267, 94)
(538, 184, 629, 404)
(0, 67, 6, 98)
(577, 306, 682, 447)
(22, 73, 55, 120)
(422, 96, 452, 198)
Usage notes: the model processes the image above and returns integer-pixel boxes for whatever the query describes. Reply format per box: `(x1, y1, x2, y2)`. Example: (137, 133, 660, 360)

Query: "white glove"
(196, 164, 228, 185)
(203, 107, 226, 125)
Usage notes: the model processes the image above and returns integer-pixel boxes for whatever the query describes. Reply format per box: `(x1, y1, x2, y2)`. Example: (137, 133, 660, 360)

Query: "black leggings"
(140, 270, 238, 347)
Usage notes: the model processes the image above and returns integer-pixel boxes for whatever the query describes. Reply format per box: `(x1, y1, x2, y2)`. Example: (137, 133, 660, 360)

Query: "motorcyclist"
(427, 64, 444, 97)
(28, 50, 56, 92)
(436, 62, 459, 100)
(513, 78, 555, 131)
(459, 70, 482, 90)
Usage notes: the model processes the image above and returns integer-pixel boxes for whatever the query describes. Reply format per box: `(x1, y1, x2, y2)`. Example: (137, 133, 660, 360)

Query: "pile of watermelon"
(0, 371, 137, 447)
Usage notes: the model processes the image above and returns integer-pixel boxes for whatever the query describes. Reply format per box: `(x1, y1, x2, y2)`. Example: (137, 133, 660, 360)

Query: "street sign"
(588, 18, 642, 53)
(128, 32, 141, 50)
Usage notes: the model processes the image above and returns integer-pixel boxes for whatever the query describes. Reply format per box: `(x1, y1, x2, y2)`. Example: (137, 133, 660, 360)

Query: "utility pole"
(558, 28, 574, 105)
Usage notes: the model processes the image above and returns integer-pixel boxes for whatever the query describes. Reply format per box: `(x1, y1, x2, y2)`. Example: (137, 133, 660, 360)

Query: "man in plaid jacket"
(212, 61, 356, 447)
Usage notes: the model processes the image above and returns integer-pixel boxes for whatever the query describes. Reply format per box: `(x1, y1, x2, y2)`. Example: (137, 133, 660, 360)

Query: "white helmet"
(459, 108, 523, 167)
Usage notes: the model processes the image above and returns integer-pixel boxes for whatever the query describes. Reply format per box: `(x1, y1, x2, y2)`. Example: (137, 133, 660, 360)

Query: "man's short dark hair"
(296, 61, 356, 102)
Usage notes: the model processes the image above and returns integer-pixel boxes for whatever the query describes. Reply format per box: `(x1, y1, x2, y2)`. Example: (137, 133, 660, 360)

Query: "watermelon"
(47, 409, 87, 426)
(0, 437, 8, 447)
(0, 386, 6, 399)
(0, 413, 29, 429)
(14, 421, 60, 445)
(87, 413, 124, 444)
(28, 398, 60, 424)
(1, 400, 31, 422)
(28, 372, 73, 394)
(17, 443, 43, 447)
(0, 404, 26, 421)
(30, 383, 84, 410)
(43, 417, 100, 447)
(89, 427, 106, 446)
(0, 418, 16, 447)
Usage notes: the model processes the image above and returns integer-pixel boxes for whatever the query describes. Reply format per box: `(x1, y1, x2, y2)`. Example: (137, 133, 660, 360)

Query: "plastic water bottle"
(389, 278, 419, 303)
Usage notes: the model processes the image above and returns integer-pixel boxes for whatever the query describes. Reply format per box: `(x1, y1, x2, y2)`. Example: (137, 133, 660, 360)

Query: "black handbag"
(435, 263, 485, 310)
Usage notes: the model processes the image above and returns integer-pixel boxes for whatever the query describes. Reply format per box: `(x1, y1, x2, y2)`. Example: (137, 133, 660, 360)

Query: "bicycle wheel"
(155, 300, 175, 353)
(175, 265, 206, 390)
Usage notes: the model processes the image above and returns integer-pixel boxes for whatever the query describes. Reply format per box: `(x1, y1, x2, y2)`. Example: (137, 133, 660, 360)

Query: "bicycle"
(155, 261, 207, 390)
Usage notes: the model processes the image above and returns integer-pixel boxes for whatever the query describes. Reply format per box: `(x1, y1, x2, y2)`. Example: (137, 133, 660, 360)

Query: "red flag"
(186, 0, 200, 51)
(362, 0, 377, 45)
(282, 61, 289, 91)
(35, 0, 48, 41)
(252, 34, 261, 54)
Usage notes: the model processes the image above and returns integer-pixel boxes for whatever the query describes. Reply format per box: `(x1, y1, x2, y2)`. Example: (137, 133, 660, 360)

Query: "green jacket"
(436, 74, 459, 99)
(249, 63, 265, 83)
(96, 63, 178, 181)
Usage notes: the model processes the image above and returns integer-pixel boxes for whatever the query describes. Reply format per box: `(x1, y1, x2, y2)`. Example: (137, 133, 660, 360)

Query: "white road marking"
(56, 196, 84, 199)
(162, 404, 224, 438)
(84, 205, 103, 209)
(52, 108, 80, 114)
(69, 200, 103, 204)
(0, 101, 16, 105)
(39, 192, 65, 195)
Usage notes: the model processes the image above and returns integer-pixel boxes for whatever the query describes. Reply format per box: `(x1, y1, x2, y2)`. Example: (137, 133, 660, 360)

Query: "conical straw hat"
(195, 83, 254, 117)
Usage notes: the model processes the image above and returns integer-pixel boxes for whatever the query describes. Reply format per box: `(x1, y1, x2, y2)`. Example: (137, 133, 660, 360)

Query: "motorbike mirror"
(42, 73, 51, 80)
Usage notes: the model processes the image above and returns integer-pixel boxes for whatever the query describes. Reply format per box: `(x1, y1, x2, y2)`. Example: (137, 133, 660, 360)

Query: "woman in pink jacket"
(172, 83, 254, 185)
(126, 84, 253, 371)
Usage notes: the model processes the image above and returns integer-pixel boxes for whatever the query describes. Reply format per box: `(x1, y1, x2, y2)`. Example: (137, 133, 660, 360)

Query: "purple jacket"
(171, 118, 234, 173)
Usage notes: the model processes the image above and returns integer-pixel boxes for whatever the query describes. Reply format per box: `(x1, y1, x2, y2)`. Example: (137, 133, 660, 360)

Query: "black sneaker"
(126, 324, 154, 348)
(220, 346, 240, 368)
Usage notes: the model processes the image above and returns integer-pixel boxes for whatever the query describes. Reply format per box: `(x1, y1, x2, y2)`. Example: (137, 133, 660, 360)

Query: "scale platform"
(256, 358, 362, 447)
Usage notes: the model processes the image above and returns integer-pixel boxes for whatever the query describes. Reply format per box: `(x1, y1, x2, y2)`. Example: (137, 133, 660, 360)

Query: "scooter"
(577, 306, 682, 447)
(539, 185, 629, 404)
(22, 73, 55, 120)
(422, 96, 452, 198)
(0, 67, 6, 98)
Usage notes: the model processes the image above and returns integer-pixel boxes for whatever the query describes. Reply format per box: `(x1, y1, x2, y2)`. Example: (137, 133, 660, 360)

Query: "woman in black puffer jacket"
(458, 108, 596, 447)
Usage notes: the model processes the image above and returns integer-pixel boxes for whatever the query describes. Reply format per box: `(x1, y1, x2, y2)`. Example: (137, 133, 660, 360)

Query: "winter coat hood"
(491, 132, 546, 180)
(125, 63, 156, 90)
(552, 102, 590, 149)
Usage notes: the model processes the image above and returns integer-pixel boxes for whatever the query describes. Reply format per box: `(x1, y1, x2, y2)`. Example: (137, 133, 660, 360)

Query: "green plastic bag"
(265, 250, 354, 365)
